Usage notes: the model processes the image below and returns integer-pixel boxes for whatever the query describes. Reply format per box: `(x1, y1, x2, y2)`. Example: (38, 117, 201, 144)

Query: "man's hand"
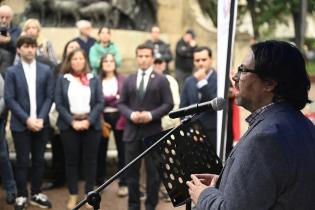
(36, 118, 44, 130)
(71, 120, 82, 131)
(139, 111, 152, 123)
(194, 174, 219, 186)
(189, 39, 197, 47)
(194, 68, 207, 81)
(186, 174, 219, 204)
(0, 35, 10, 44)
(26, 118, 42, 132)
(130, 111, 141, 124)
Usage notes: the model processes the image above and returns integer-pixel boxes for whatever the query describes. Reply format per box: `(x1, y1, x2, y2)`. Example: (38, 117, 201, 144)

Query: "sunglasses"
(236, 65, 257, 79)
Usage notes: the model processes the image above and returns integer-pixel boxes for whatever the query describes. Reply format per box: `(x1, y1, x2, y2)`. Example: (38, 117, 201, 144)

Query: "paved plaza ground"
(1, 81, 315, 210)
(0, 180, 186, 210)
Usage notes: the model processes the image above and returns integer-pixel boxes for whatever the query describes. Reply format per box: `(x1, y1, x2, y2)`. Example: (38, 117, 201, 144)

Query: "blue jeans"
(0, 116, 16, 193)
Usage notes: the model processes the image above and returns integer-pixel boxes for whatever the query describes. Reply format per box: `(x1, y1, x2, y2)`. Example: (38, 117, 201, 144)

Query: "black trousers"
(96, 112, 126, 186)
(125, 134, 160, 210)
(60, 128, 100, 195)
(50, 130, 65, 185)
(12, 128, 49, 197)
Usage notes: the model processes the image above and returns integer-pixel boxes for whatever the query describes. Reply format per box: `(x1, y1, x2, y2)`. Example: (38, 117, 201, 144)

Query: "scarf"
(72, 71, 89, 86)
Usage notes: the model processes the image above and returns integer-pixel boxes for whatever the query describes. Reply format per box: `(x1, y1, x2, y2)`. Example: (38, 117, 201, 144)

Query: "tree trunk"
(247, 0, 259, 39)
(293, 0, 307, 51)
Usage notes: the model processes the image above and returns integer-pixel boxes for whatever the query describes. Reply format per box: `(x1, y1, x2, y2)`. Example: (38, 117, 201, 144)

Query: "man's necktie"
(138, 71, 146, 99)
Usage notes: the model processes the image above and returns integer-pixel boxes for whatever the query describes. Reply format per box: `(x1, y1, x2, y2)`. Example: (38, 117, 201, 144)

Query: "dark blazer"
(4, 62, 54, 132)
(198, 103, 315, 210)
(180, 70, 217, 130)
(54, 73, 104, 131)
(118, 71, 173, 142)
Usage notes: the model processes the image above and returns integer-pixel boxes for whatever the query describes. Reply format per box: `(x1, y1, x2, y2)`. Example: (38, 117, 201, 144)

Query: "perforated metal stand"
(144, 116, 223, 207)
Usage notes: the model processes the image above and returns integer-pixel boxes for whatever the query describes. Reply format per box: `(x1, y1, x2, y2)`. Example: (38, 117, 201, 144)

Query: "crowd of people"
(0, 4, 238, 210)
(1, 2, 315, 210)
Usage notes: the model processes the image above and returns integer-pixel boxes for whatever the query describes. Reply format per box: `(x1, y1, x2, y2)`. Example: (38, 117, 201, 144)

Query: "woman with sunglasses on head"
(15, 18, 57, 67)
(96, 53, 128, 197)
(55, 49, 103, 209)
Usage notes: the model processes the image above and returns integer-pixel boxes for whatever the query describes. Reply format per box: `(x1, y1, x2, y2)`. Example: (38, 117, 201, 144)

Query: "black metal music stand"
(143, 118, 222, 208)
(73, 115, 222, 210)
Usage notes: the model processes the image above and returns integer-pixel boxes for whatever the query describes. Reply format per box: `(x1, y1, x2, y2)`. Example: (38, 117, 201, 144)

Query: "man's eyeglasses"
(236, 65, 257, 79)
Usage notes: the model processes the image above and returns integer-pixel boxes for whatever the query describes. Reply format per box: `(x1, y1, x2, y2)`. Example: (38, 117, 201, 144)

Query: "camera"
(0, 27, 7, 36)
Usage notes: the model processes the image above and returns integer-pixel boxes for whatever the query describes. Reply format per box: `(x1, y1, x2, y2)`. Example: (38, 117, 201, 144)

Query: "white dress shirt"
(22, 60, 37, 118)
(136, 66, 153, 92)
(196, 69, 214, 89)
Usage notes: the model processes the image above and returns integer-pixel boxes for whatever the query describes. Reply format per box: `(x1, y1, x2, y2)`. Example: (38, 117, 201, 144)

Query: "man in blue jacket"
(180, 46, 217, 151)
(187, 40, 315, 210)
(5, 36, 54, 210)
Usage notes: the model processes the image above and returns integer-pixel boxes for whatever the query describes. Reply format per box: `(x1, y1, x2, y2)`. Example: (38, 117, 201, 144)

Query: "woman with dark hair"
(42, 40, 81, 191)
(55, 49, 104, 209)
(89, 26, 121, 75)
(96, 53, 127, 196)
(54, 40, 81, 77)
(62, 40, 81, 64)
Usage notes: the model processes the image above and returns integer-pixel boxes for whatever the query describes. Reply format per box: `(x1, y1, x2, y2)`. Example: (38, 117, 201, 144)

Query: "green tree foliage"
(198, 0, 315, 41)
(245, 0, 289, 39)
(197, 0, 217, 27)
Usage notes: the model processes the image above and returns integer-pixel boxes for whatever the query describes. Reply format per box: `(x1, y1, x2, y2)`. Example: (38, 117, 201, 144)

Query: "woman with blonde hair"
(14, 18, 57, 66)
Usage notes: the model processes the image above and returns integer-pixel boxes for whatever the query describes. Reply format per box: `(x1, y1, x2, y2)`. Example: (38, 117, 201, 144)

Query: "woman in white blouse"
(96, 53, 127, 196)
(54, 49, 103, 209)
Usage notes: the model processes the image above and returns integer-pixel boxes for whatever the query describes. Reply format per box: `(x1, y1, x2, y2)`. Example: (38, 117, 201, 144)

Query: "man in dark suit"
(118, 43, 173, 210)
(5, 36, 54, 210)
(187, 40, 315, 209)
(180, 46, 217, 150)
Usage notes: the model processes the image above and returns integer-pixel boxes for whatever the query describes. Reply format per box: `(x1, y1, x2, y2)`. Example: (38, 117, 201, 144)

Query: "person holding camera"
(0, 5, 21, 66)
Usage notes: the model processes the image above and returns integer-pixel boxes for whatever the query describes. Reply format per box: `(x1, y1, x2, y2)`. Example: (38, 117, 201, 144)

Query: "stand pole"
(73, 116, 195, 210)
(186, 200, 191, 210)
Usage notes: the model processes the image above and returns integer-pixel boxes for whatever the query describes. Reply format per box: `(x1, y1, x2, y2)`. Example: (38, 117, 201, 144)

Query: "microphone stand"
(73, 114, 197, 210)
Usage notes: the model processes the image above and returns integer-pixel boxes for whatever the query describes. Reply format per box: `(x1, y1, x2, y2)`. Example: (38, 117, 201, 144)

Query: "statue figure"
(50, 0, 81, 26)
(24, 0, 50, 24)
(79, 2, 113, 26)
(22, 0, 158, 30)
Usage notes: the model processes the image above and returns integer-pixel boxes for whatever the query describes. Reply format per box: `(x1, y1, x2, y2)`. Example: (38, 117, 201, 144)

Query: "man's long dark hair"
(251, 40, 311, 110)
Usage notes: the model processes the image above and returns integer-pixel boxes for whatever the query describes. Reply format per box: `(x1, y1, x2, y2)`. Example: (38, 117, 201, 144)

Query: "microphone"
(168, 97, 226, 119)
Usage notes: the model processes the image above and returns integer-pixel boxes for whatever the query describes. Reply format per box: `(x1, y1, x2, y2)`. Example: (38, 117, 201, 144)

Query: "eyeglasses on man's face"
(236, 65, 258, 79)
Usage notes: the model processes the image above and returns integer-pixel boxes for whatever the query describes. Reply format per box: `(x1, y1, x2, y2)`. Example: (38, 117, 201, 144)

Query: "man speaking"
(187, 40, 315, 209)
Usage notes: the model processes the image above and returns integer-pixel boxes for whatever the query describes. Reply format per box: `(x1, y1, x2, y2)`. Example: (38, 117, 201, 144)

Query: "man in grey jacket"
(187, 40, 315, 209)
